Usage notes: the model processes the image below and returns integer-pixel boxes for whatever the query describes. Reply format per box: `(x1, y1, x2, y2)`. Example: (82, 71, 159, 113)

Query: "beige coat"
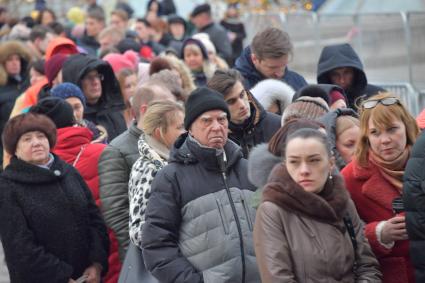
(253, 164, 382, 283)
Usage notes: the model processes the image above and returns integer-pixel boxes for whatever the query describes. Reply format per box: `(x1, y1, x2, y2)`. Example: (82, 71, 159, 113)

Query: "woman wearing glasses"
(342, 92, 420, 283)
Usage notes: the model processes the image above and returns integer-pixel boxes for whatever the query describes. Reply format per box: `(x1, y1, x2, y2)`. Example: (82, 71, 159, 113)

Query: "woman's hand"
(381, 216, 408, 244)
(83, 263, 102, 283)
(68, 279, 76, 283)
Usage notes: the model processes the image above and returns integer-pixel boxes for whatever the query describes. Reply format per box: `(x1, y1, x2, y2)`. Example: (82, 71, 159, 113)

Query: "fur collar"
(263, 163, 349, 230)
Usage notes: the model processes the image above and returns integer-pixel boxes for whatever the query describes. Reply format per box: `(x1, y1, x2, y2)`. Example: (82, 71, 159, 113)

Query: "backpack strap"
(343, 214, 358, 251)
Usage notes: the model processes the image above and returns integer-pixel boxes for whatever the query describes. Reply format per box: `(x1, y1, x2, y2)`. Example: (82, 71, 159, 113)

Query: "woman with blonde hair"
(342, 92, 420, 283)
(128, 100, 185, 248)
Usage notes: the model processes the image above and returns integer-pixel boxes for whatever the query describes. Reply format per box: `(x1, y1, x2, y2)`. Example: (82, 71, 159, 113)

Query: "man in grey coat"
(141, 87, 260, 283)
(98, 84, 175, 261)
(190, 3, 233, 64)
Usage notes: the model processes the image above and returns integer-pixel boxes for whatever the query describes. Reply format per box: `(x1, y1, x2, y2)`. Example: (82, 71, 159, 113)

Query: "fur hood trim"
(263, 163, 349, 229)
(250, 79, 295, 113)
(247, 143, 281, 188)
(0, 40, 31, 86)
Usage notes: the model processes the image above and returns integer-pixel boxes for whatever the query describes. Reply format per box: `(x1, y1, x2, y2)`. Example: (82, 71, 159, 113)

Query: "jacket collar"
(352, 160, 400, 211)
(263, 163, 349, 229)
(170, 132, 243, 172)
(2, 154, 70, 185)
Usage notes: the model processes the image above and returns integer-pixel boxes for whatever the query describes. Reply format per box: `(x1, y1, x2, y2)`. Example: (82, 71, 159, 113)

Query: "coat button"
(54, 170, 61, 176)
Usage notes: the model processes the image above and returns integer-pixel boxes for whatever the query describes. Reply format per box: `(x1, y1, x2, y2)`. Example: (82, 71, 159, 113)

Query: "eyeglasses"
(362, 97, 400, 109)
(83, 73, 104, 82)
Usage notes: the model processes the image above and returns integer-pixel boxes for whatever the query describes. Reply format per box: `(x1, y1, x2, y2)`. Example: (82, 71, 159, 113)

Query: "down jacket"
(52, 126, 121, 283)
(99, 123, 143, 261)
(254, 163, 381, 282)
(141, 133, 260, 283)
(403, 131, 425, 282)
(0, 155, 109, 283)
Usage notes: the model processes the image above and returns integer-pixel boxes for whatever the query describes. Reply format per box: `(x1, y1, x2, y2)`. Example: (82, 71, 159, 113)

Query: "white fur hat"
(192, 33, 216, 55)
(250, 79, 295, 113)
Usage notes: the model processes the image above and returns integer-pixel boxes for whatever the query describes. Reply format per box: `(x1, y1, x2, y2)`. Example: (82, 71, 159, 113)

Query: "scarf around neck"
(368, 146, 410, 192)
(262, 163, 350, 231)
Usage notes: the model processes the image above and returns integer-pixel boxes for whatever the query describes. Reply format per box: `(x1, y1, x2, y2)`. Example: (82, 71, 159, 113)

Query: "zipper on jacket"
(240, 195, 253, 231)
(221, 170, 246, 283)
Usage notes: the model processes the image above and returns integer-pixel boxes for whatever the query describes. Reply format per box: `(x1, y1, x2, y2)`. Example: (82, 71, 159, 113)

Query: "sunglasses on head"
(362, 97, 400, 109)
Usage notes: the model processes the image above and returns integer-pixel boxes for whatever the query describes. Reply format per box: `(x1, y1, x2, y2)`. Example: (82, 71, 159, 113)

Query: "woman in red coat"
(342, 92, 420, 283)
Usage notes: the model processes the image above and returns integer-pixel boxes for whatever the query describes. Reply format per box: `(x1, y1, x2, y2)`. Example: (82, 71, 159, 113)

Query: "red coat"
(53, 127, 121, 283)
(342, 160, 414, 283)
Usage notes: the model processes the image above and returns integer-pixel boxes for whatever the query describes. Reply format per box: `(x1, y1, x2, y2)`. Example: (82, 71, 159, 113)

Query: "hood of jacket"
(53, 127, 93, 163)
(318, 108, 359, 170)
(62, 53, 125, 113)
(264, 163, 349, 228)
(0, 41, 31, 86)
(247, 143, 281, 188)
(45, 37, 78, 60)
(317, 43, 367, 94)
(169, 132, 243, 173)
(250, 79, 294, 114)
(235, 46, 266, 87)
(2, 154, 71, 185)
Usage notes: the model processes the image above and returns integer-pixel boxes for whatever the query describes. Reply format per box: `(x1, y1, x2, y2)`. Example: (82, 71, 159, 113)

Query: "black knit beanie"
(30, 96, 75, 129)
(184, 87, 230, 130)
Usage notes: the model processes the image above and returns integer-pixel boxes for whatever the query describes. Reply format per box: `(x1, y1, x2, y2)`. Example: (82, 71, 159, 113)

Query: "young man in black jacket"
(208, 69, 281, 157)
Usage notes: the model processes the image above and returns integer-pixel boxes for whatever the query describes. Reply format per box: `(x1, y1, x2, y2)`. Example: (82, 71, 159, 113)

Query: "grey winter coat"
(198, 22, 233, 64)
(98, 123, 142, 261)
(141, 133, 260, 283)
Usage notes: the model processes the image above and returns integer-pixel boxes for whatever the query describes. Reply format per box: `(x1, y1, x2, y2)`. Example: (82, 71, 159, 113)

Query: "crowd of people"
(0, 1, 425, 283)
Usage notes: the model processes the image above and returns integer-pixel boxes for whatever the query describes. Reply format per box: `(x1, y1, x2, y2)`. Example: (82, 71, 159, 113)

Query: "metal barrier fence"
(243, 11, 425, 115)
(373, 82, 420, 116)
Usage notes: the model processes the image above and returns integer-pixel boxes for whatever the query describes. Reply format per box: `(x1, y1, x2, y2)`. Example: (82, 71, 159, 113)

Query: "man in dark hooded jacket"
(62, 53, 126, 141)
(208, 69, 281, 158)
(317, 43, 384, 110)
(234, 27, 307, 91)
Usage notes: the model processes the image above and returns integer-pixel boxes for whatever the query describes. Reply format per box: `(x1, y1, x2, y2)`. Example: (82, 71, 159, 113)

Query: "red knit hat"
(103, 50, 138, 74)
(329, 89, 347, 104)
(44, 54, 68, 85)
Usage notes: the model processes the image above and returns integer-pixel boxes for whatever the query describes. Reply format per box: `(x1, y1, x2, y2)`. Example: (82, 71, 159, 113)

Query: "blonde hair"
(355, 92, 419, 167)
(142, 100, 184, 137)
(336, 115, 359, 137)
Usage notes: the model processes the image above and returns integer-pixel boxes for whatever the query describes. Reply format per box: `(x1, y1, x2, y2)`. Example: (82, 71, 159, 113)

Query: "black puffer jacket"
(317, 43, 384, 109)
(229, 93, 281, 158)
(141, 133, 259, 283)
(62, 54, 126, 140)
(403, 130, 425, 283)
(0, 155, 109, 283)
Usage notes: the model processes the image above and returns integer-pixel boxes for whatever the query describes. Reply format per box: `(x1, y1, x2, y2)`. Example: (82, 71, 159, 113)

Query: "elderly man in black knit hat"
(141, 87, 260, 283)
